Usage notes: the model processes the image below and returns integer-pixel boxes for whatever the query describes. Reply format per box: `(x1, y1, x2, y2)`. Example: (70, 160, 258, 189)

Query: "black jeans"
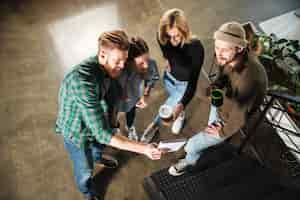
(126, 106, 136, 128)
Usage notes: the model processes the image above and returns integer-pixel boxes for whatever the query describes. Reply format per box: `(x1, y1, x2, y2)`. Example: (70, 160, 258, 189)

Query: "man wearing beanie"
(168, 22, 268, 176)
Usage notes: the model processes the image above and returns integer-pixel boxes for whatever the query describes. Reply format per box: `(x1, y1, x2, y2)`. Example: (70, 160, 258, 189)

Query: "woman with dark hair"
(118, 37, 159, 141)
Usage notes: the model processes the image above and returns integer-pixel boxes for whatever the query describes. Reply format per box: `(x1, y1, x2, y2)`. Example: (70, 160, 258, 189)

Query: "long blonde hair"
(158, 8, 192, 47)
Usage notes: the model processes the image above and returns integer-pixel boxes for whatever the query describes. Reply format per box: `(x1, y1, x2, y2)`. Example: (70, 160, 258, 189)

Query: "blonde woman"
(141, 8, 204, 142)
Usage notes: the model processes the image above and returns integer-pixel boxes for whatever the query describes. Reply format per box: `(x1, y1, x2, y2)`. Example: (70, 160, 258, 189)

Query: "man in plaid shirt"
(55, 30, 162, 200)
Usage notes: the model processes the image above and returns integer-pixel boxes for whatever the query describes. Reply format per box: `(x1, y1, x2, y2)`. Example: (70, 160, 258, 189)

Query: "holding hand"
(204, 122, 223, 137)
(136, 96, 148, 109)
(143, 143, 163, 160)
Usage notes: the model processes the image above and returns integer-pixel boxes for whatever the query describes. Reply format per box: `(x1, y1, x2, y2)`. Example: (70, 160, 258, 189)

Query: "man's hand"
(136, 96, 147, 109)
(143, 143, 163, 160)
(204, 122, 222, 137)
(110, 134, 164, 160)
(173, 103, 184, 120)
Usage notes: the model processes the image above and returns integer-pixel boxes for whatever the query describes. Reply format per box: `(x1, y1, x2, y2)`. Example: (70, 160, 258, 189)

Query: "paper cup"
(159, 105, 173, 126)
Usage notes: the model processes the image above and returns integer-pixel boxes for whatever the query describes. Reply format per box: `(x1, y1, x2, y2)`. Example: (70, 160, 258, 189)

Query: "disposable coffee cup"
(159, 105, 173, 126)
(211, 89, 224, 107)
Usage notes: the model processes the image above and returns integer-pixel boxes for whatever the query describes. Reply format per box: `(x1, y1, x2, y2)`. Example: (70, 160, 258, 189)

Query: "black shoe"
(96, 154, 118, 169)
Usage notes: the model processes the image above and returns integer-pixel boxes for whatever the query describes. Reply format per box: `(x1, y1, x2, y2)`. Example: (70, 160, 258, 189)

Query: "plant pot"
(159, 105, 173, 127)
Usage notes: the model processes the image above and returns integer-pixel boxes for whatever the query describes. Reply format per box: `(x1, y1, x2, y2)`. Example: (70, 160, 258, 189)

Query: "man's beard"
(135, 67, 147, 79)
(133, 63, 148, 78)
(216, 54, 237, 66)
(216, 52, 241, 67)
(139, 71, 147, 79)
(137, 68, 147, 74)
(107, 67, 122, 79)
(216, 57, 227, 66)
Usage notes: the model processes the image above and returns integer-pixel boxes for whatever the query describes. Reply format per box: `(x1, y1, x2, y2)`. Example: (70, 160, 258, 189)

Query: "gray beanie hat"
(214, 22, 248, 48)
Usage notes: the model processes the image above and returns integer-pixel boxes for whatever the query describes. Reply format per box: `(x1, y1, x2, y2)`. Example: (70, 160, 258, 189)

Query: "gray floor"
(1, 0, 300, 200)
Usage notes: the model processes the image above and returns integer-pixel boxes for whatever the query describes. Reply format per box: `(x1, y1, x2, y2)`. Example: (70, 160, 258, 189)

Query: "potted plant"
(251, 33, 300, 125)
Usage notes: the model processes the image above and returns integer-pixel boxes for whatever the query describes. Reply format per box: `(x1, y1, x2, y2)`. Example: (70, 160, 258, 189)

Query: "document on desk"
(158, 138, 187, 152)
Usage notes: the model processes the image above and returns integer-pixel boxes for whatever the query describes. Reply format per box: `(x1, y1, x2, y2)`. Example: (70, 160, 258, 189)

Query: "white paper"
(158, 138, 187, 152)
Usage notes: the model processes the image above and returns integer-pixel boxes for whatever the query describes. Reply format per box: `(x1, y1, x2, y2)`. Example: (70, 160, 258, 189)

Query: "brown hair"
(128, 37, 149, 61)
(98, 30, 130, 52)
(158, 8, 192, 46)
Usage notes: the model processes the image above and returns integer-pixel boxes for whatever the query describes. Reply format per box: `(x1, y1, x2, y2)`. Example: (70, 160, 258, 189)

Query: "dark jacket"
(211, 52, 268, 137)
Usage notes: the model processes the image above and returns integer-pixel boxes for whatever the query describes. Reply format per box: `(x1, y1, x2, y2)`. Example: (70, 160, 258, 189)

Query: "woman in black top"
(141, 8, 204, 142)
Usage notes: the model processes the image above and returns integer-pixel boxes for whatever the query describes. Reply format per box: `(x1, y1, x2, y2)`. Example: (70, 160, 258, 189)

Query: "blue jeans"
(64, 138, 105, 199)
(154, 71, 188, 125)
(184, 105, 225, 165)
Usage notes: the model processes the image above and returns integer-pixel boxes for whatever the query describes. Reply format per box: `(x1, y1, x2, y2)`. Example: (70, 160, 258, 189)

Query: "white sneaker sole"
(168, 166, 185, 176)
(171, 121, 184, 134)
(171, 114, 185, 134)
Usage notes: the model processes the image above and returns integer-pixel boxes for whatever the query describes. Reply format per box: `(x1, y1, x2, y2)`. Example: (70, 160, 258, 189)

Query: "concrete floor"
(1, 0, 300, 199)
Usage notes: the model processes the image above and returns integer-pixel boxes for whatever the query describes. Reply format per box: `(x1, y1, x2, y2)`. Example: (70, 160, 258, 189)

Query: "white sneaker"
(127, 126, 139, 141)
(171, 111, 185, 134)
(168, 159, 190, 176)
(140, 122, 159, 143)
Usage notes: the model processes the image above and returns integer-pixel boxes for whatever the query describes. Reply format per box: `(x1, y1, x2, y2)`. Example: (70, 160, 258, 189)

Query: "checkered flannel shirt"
(55, 56, 114, 148)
